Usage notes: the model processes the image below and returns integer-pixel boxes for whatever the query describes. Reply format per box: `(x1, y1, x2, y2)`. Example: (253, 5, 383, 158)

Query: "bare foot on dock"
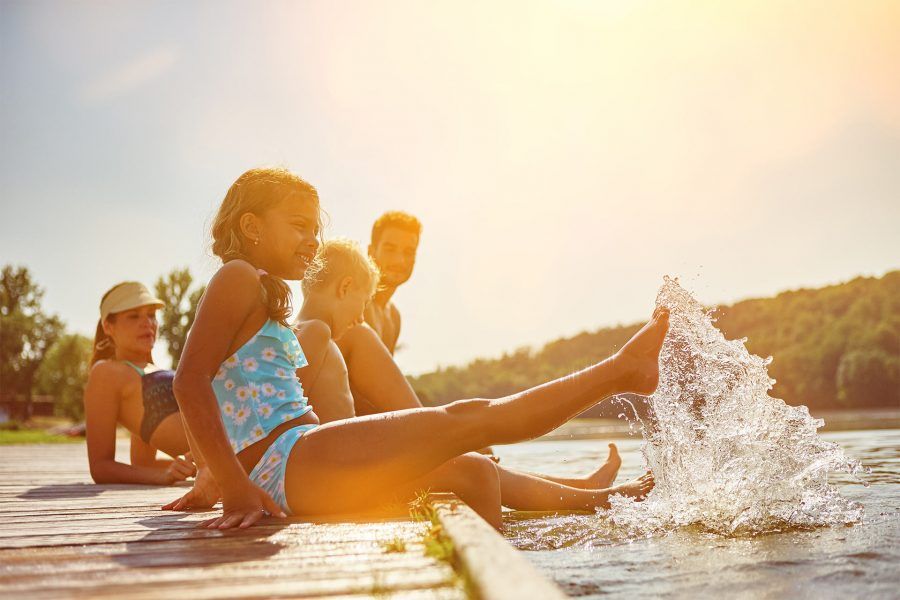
(588, 443, 622, 489)
(615, 307, 669, 395)
(611, 472, 654, 501)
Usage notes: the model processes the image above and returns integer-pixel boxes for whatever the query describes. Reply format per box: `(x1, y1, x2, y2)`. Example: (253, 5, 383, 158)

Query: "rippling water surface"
(497, 278, 897, 596)
(498, 430, 899, 598)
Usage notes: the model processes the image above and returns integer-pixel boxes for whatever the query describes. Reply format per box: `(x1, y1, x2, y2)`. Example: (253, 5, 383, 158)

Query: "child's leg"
(285, 309, 668, 518)
(521, 443, 622, 490)
(495, 461, 651, 511)
(379, 453, 650, 528)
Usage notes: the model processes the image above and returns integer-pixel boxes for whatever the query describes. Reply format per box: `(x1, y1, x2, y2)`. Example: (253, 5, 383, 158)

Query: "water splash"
(608, 277, 866, 536)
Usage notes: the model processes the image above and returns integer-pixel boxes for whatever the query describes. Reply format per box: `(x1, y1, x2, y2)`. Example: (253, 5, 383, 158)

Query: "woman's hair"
(91, 283, 123, 366)
(211, 167, 322, 326)
(302, 238, 380, 297)
(90, 315, 117, 366)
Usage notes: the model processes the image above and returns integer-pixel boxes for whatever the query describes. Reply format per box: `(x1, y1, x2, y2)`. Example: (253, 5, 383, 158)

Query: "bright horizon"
(2, 0, 898, 375)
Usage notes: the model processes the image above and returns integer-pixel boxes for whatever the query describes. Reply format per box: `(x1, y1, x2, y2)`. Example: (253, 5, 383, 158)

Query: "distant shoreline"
(535, 408, 900, 441)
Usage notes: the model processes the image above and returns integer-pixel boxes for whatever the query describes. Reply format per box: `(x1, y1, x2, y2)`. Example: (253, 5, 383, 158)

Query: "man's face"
(369, 228, 419, 289)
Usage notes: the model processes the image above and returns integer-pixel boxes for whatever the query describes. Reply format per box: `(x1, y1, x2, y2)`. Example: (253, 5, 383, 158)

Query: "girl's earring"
(254, 238, 260, 246)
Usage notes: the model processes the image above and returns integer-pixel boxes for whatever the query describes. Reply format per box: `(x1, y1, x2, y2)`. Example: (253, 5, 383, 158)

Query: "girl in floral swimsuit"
(166, 167, 667, 530)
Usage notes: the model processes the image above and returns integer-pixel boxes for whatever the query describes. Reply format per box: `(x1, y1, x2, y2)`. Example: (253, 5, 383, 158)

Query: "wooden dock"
(0, 442, 566, 599)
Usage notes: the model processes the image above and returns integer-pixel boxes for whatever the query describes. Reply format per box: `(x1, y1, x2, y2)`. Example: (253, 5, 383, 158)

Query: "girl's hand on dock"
(198, 481, 287, 529)
(162, 467, 221, 511)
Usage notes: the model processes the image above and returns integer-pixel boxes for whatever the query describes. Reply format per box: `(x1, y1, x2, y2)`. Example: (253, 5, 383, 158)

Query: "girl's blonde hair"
(211, 167, 322, 326)
(302, 238, 380, 297)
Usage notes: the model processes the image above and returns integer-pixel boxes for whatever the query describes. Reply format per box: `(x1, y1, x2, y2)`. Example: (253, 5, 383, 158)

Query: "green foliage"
(381, 537, 407, 553)
(0, 430, 82, 444)
(836, 349, 900, 408)
(154, 267, 205, 368)
(1, 266, 65, 407)
(410, 271, 900, 412)
(34, 334, 93, 420)
(422, 522, 455, 563)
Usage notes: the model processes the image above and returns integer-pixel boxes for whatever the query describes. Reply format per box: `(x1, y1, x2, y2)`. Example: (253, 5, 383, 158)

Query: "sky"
(1, 0, 898, 375)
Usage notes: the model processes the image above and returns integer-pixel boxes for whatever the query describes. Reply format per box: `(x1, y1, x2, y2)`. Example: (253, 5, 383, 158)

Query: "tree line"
(409, 271, 900, 415)
(2, 267, 897, 422)
(0, 265, 204, 421)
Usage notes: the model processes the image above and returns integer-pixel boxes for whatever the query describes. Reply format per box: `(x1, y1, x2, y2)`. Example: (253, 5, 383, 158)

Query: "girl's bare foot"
(610, 472, 654, 501)
(588, 443, 622, 489)
(614, 307, 670, 395)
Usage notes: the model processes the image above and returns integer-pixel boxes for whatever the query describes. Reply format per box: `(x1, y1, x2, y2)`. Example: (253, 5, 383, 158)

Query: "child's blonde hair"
(211, 167, 322, 325)
(302, 238, 380, 297)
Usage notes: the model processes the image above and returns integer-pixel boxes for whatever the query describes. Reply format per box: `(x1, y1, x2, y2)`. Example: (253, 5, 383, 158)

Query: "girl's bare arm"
(171, 260, 285, 525)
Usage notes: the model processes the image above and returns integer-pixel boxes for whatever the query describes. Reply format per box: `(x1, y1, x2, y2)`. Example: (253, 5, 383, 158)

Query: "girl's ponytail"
(258, 271, 292, 326)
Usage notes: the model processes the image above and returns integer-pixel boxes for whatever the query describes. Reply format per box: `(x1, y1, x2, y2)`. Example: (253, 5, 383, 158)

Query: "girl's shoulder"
(205, 260, 265, 306)
(212, 259, 262, 284)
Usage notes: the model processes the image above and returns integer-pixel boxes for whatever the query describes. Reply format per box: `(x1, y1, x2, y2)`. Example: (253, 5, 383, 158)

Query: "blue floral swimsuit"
(212, 319, 316, 513)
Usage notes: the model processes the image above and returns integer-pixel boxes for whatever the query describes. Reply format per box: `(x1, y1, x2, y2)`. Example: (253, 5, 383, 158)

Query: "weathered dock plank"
(0, 442, 567, 599)
(0, 443, 466, 599)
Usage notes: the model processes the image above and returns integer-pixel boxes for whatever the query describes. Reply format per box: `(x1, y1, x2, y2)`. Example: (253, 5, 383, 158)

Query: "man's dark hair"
(371, 211, 422, 245)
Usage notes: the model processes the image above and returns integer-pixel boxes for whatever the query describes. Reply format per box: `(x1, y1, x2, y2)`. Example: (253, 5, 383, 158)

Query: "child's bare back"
(294, 319, 356, 423)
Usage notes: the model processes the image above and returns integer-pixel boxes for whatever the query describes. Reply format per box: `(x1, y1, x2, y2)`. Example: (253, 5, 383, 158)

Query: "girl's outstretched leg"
(286, 308, 668, 518)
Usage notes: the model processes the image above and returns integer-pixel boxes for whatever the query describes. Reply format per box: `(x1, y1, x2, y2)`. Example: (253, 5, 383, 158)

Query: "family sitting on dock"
(83, 167, 668, 530)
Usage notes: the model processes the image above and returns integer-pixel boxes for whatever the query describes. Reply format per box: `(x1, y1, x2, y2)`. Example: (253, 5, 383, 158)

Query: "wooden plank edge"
(430, 494, 566, 600)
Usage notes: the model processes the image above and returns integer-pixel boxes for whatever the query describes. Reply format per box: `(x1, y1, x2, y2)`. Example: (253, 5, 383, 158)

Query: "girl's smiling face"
(251, 196, 321, 280)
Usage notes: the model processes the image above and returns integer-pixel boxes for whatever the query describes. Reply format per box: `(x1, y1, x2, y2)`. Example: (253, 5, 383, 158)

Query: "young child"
(166, 167, 668, 530)
(294, 237, 380, 423)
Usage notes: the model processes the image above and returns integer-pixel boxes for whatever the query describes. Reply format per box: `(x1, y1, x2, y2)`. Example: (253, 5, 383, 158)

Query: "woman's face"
(332, 282, 371, 341)
(104, 305, 159, 354)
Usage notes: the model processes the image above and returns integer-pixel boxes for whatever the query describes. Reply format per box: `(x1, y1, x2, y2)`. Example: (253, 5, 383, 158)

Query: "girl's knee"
(452, 453, 500, 489)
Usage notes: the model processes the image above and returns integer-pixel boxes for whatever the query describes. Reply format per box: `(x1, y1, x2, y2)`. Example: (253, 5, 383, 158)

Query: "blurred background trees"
(1, 265, 65, 419)
(154, 268, 205, 369)
(2, 264, 897, 423)
(410, 271, 900, 415)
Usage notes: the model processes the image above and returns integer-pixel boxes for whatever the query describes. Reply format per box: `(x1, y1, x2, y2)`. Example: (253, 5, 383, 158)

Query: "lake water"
(495, 428, 900, 598)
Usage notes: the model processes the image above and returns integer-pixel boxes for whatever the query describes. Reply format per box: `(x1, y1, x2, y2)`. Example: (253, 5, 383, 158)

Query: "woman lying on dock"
(165, 167, 667, 530)
(83, 282, 195, 485)
(294, 238, 630, 505)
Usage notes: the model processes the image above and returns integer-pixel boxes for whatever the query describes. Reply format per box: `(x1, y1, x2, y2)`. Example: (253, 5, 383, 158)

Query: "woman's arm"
(84, 363, 182, 485)
(171, 261, 285, 526)
(130, 434, 196, 479)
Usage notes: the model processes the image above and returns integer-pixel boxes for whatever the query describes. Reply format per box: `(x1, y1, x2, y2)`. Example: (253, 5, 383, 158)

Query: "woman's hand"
(162, 455, 197, 484)
(198, 480, 287, 529)
(162, 466, 221, 510)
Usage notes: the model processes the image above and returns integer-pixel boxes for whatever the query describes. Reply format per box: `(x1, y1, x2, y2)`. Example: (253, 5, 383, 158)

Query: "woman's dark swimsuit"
(123, 361, 179, 443)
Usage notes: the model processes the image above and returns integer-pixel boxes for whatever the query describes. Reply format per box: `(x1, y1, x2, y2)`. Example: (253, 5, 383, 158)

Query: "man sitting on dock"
(336, 211, 422, 416)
